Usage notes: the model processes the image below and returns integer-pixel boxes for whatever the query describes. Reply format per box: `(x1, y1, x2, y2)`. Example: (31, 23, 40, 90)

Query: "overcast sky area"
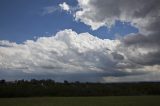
(0, 0, 160, 82)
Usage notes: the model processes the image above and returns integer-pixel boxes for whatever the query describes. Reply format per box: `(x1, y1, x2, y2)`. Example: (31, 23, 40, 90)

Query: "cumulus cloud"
(0, 29, 160, 82)
(0, 29, 119, 74)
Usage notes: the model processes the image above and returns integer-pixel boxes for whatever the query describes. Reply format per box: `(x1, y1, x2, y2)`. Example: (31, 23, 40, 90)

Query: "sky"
(0, 0, 160, 82)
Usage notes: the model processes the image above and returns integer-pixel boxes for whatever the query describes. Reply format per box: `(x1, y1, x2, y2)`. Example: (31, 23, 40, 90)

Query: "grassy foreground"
(0, 96, 160, 106)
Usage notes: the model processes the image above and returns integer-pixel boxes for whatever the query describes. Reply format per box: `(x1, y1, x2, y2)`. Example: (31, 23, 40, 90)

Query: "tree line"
(0, 79, 160, 97)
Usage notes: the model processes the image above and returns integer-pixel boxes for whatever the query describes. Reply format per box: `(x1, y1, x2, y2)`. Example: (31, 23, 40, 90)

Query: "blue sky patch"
(0, 0, 138, 43)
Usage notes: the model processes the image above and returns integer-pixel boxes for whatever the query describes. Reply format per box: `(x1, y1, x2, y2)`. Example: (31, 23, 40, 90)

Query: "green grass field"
(0, 96, 160, 106)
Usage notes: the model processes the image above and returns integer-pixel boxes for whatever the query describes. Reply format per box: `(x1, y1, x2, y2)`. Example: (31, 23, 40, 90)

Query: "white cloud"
(42, 2, 78, 15)
(0, 29, 119, 74)
(0, 29, 160, 81)
(59, 2, 70, 12)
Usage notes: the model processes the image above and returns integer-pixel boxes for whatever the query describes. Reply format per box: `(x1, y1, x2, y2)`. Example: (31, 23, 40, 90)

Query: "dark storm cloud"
(75, 0, 160, 68)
